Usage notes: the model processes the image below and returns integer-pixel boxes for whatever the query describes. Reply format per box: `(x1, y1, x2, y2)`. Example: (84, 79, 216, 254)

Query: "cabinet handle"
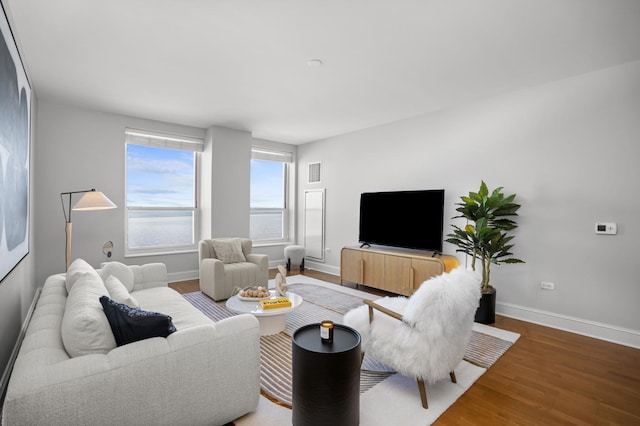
(359, 259, 364, 283)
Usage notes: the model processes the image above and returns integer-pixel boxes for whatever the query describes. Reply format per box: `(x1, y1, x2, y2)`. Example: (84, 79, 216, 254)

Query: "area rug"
(184, 275, 520, 425)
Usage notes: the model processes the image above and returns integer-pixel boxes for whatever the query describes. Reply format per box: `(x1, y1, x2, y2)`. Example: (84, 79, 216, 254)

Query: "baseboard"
(0, 288, 42, 417)
(167, 270, 198, 282)
(267, 259, 341, 276)
(298, 265, 640, 349)
(303, 260, 340, 277)
(497, 302, 640, 349)
(167, 261, 340, 282)
(269, 259, 286, 269)
(169, 264, 639, 349)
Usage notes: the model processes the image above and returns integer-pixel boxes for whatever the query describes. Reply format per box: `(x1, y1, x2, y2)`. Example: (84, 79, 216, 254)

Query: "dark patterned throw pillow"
(99, 296, 177, 346)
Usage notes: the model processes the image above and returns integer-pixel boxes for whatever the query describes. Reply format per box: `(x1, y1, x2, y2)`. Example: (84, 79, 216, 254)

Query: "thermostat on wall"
(595, 222, 617, 235)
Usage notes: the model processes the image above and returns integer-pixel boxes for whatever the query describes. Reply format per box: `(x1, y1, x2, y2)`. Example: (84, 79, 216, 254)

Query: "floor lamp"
(60, 189, 117, 270)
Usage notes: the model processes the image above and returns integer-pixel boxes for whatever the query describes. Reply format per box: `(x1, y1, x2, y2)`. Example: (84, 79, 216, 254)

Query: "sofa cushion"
(129, 263, 168, 291)
(134, 286, 213, 331)
(61, 270, 117, 357)
(99, 261, 135, 292)
(99, 296, 177, 346)
(105, 275, 139, 308)
(212, 238, 246, 264)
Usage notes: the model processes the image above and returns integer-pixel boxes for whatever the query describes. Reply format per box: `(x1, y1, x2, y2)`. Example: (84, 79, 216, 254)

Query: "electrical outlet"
(540, 281, 555, 290)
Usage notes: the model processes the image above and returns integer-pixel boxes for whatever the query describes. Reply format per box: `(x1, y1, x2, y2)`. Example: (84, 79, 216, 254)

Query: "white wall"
(34, 100, 296, 285)
(24, 52, 640, 351)
(199, 127, 299, 265)
(297, 61, 640, 347)
(202, 126, 251, 238)
(34, 100, 206, 284)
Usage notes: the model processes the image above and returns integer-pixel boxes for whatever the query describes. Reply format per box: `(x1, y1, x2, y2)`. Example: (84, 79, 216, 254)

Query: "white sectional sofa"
(2, 259, 261, 426)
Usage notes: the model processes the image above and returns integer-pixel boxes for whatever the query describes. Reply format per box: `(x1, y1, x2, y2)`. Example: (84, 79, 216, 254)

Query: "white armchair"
(343, 267, 481, 408)
(199, 238, 269, 301)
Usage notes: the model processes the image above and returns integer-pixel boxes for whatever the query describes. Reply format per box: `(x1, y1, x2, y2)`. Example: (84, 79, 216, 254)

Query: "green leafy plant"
(445, 181, 524, 292)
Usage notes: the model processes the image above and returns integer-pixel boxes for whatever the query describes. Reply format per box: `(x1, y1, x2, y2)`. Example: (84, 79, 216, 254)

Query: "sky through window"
(126, 144, 195, 207)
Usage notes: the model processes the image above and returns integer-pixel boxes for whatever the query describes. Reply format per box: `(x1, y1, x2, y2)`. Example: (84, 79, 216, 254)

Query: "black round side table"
(292, 323, 361, 426)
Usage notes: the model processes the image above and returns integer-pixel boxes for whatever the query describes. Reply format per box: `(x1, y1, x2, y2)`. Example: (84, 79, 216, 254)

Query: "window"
(125, 128, 202, 255)
(250, 148, 293, 243)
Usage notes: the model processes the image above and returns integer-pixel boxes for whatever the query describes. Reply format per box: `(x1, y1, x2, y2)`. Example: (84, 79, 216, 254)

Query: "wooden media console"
(340, 246, 458, 296)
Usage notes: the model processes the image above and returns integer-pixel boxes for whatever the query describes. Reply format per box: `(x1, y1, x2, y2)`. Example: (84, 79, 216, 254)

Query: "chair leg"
(450, 370, 457, 383)
(417, 379, 428, 409)
(286, 258, 291, 271)
(300, 258, 305, 271)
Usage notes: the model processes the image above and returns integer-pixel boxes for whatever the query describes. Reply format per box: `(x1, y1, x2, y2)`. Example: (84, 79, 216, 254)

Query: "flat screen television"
(358, 189, 444, 252)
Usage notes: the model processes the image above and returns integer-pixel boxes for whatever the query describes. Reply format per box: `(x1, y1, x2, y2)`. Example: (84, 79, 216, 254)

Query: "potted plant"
(445, 181, 524, 324)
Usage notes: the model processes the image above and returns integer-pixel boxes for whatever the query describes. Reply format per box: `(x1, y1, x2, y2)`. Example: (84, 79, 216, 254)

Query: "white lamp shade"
(72, 191, 117, 211)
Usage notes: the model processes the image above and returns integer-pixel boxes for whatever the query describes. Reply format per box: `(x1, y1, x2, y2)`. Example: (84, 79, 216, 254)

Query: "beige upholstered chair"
(343, 267, 481, 409)
(199, 238, 269, 301)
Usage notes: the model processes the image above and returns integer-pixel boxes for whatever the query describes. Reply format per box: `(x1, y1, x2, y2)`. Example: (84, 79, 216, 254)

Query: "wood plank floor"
(170, 269, 640, 425)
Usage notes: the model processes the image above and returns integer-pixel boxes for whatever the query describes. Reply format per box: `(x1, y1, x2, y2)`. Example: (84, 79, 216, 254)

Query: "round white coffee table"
(225, 291, 303, 335)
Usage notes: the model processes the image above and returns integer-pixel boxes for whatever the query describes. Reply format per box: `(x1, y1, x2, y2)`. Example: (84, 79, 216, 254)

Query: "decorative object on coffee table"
(275, 264, 288, 296)
(292, 323, 361, 426)
(445, 181, 524, 324)
(226, 291, 302, 335)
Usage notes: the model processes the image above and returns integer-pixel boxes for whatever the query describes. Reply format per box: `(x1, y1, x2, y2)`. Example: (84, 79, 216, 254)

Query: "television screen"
(358, 189, 444, 252)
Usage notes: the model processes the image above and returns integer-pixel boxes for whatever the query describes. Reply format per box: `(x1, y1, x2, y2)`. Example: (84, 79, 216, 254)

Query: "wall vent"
(308, 162, 321, 184)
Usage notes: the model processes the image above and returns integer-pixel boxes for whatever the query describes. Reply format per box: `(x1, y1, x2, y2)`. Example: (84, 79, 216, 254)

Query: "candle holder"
(320, 320, 334, 343)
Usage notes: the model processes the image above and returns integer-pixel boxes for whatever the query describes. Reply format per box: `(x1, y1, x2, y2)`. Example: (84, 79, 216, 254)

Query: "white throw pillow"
(105, 275, 139, 308)
(65, 258, 98, 293)
(212, 238, 246, 264)
(99, 261, 135, 292)
(61, 271, 117, 357)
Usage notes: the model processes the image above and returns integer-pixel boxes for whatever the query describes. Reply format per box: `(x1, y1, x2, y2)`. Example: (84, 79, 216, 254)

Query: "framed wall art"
(0, 2, 31, 283)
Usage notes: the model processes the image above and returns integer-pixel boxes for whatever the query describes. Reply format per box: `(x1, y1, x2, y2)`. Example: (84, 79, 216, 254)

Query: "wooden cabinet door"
(411, 258, 445, 290)
(384, 255, 413, 296)
(340, 248, 363, 284)
(362, 252, 385, 289)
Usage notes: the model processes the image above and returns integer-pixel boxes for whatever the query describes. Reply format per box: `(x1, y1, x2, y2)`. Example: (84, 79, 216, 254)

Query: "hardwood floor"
(170, 269, 640, 425)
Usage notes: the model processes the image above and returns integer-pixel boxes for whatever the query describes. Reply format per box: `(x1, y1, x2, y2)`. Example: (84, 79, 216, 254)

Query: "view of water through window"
(250, 211, 283, 240)
(126, 144, 196, 249)
(127, 211, 194, 248)
(126, 145, 287, 248)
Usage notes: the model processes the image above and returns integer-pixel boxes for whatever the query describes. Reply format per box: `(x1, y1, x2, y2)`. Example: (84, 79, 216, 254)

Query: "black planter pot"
(475, 287, 496, 324)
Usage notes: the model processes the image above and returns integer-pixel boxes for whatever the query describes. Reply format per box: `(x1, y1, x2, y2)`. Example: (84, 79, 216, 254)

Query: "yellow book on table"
(260, 297, 292, 309)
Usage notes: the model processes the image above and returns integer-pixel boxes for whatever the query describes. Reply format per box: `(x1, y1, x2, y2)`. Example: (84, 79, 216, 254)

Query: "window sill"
(125, 248, 198, 258)
(252, 241, 294, 249)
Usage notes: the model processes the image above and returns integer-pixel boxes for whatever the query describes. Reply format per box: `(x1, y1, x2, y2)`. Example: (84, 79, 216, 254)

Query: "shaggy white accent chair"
(199, 238, 268, 301)
(343, 267, 481, 409)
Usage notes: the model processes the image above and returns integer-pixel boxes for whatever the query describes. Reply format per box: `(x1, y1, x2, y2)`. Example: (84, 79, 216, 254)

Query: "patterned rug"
(183, 278, 518, 409)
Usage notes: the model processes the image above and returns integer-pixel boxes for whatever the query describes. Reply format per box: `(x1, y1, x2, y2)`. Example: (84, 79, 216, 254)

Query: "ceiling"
(5, 0, 640, 144)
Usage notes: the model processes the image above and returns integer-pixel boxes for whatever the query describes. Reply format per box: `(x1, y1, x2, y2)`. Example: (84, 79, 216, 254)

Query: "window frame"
(124, 129, 202, 257)
(250, 147, 294, 245)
